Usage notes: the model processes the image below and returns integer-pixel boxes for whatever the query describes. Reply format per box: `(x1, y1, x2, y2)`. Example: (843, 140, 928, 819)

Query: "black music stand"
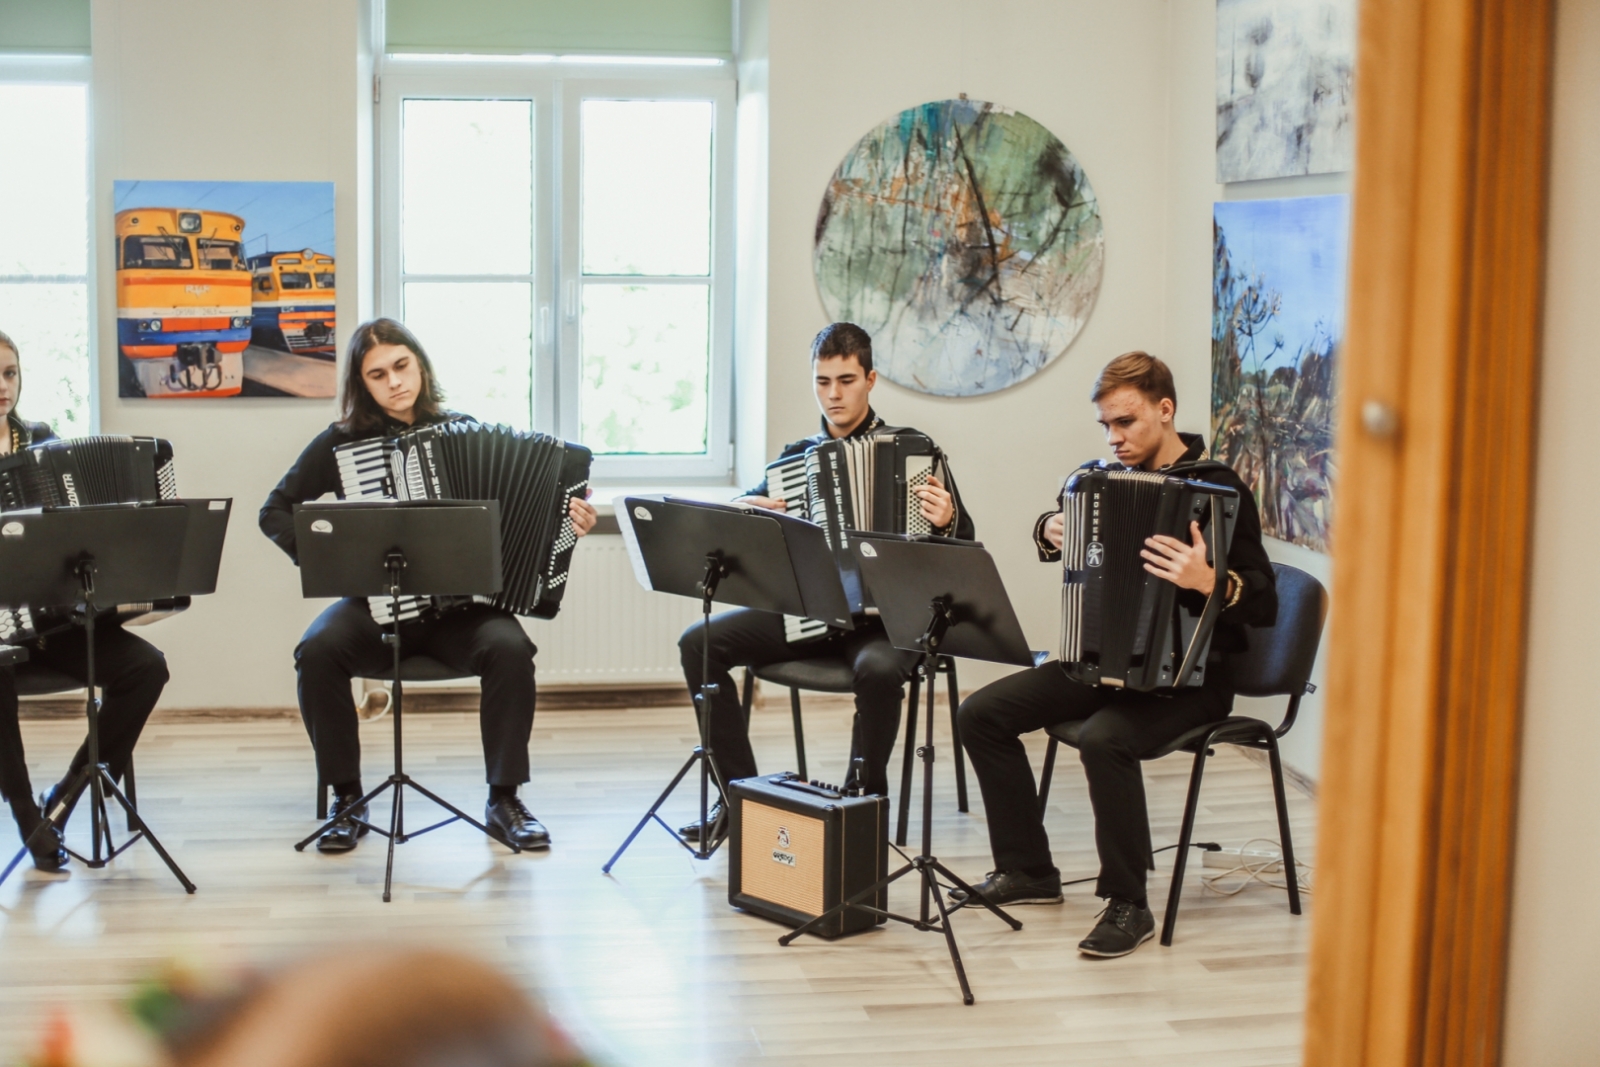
(290, 499, 515, 903)
(605, 496, 850, 870)
(777, 535, 1041, 1005)
(0, 504, 194, 892)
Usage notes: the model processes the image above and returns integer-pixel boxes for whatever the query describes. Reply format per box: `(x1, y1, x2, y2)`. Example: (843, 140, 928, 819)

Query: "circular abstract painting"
(813, 99, 1104, 397)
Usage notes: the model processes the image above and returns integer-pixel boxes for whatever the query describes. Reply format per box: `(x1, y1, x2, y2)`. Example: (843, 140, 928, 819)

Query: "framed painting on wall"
(113, 180, 336, 399)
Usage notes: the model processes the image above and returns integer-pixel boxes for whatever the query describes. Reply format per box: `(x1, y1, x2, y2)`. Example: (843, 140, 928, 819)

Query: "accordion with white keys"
(1058, 465, 1238, 691)
(333, 421, 592, 624)
(763, 432, 944, 641)
(0, 435, 184, 643)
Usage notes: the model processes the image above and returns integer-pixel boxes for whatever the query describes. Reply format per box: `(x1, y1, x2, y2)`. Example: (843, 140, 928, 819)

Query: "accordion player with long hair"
(0, 329, 173, 874)
(952, 352, 1278, 959)
(259, 318, 597, 856)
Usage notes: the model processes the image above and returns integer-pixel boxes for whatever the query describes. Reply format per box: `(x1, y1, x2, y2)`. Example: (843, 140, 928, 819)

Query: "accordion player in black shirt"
(0, 329, 171, 874)
(674, 323, 975, 840)
(952, 351, 1278, 959)
(259, 319, 597, 856)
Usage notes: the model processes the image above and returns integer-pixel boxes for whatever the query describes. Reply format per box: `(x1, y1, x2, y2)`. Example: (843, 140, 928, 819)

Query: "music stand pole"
(292, 548, 517, 904)
(603, 553, 730, 869)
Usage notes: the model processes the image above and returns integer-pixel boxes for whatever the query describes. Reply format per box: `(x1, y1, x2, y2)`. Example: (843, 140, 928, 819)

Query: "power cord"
(1199, 836, 1314, 897)
(1060, 840, 1221, 887)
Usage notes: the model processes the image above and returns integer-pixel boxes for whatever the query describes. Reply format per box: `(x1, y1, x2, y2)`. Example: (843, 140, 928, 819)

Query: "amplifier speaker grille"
(738, 800, 825, 916)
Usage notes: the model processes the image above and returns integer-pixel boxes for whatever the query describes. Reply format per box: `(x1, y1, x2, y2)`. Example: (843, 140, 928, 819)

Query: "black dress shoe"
(316, 794, 370, 853)
(949, 868, 1064, 908)
(39, 781, 78, 831)
(485, 796, 549, 851)
(1077, 897, 1156, 957)
(26, 821, 68, 873)
(676, 801, 726, 843)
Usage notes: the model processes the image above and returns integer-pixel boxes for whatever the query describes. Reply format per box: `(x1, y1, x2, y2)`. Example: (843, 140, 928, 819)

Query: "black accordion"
(333, 421, 592, 623)
(763, 432, 943, 640)
(1058, 465, 1238, 691)
(0, 435, 183, 642)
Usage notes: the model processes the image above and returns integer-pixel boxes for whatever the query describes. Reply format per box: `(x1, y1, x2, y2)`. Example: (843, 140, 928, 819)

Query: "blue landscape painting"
(1211, 194, 1349, 552)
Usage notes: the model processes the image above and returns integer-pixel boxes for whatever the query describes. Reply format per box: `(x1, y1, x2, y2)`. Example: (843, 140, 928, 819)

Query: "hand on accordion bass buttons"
(1141, 520, 1217, 595)
(913, 474, 955, 529)
(733, 495, 788, 512)
(1043, 512, 1065, 551)
(569, 491, 599, 537)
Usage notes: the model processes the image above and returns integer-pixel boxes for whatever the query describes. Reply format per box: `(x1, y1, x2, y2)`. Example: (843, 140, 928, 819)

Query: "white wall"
(762, 0, 1178, 694)
(90, 0, 373, 708)
(1501, 0, 1600, 1059)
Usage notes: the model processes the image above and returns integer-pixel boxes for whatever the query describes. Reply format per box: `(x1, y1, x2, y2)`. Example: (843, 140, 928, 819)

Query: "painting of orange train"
(114, 180, 336, 398)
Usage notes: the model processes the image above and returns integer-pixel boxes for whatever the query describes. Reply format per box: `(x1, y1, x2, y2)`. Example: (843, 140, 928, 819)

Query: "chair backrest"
(1228, 562, 1328, 699)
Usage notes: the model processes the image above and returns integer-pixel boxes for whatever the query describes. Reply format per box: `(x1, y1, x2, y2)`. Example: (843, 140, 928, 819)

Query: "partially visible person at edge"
(674, 321, 975, 842)
(0, 327, 172, 873)
(951, 350, 1277, 958)
(259, 317, 598, 855)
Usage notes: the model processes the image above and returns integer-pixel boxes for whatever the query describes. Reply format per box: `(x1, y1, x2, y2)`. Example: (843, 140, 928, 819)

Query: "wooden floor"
(0, 699, 1315, 1066)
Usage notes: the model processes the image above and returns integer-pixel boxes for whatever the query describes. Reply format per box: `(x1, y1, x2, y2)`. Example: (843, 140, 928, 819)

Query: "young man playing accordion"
(675, 322, 974, 839)
(259, 319, 597, 855)
(953, 352, 1277, 958)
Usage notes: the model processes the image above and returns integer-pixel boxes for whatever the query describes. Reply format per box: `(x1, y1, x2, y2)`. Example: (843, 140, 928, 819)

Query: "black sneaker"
(485, 795, 550, 851)
(1077, 898, 1156, 957)
(949, 869, 1064, 908)
(677, 801, 726, 843)
(316, 794, 370, 853)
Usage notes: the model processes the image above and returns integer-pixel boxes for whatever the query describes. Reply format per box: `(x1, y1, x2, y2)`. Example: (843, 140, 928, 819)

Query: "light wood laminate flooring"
(0, 699, 1314, 1065)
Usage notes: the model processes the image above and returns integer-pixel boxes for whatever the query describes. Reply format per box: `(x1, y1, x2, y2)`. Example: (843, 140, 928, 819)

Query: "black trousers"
(678, 609, 920, 796)
(0, 623, 169, 818)
(957, 662, 1231, 901)
(295, 599, 537, 790)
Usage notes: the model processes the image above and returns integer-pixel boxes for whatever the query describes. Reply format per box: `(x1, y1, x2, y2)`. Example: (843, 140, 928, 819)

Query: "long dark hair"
(338, 318, 446, 435)
(0, 326, 29, 445)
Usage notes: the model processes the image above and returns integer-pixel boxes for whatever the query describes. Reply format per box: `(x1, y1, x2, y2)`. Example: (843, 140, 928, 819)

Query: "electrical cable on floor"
(1199, 836, 1314, 897)
(1060, 841, 1221, 887)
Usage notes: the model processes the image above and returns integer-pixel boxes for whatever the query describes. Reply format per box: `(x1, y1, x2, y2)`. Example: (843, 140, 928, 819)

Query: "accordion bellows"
(333, 422, 592, 622)
(1059, 465, 1238, 691)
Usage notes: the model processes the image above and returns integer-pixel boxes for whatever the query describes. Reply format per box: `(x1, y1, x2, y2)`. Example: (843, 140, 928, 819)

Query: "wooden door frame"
(1304, 0, 1554, 1064)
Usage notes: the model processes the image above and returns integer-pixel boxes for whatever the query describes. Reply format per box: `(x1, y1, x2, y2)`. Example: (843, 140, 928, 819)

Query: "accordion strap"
(1172, 493, 1229, 688)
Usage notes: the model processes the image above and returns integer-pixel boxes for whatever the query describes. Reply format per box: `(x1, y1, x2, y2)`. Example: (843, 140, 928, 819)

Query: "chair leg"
(123, 758, 138, 832)
(1037, 738, 1058, 818)
(741, 669, 754, 729)
(944, 658, 969, 813)
(1265, 732, 1303, 916)
(789, 687, 807, 781)
(896, 669, 922, 847)
(1161, 742, 1214, 947)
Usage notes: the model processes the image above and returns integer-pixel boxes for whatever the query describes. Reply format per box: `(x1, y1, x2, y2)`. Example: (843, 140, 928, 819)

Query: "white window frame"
(377, 58, 736, 484)
(0, 54, 97, 432)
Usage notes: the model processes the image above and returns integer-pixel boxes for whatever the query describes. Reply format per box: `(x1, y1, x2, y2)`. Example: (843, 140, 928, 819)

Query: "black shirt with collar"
(743, 407, 976, 541)
(1030, 431, 1277, 656)
(258, 410, 472, 564)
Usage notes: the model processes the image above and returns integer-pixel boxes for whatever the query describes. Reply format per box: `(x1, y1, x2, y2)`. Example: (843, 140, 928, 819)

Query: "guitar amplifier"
(727, 773, 888, 939)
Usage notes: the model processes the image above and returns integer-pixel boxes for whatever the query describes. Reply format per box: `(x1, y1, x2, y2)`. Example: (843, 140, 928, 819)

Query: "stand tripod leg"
(383, 781, 402, 903)
(924, 862, 975, 1006)
(99, 768, 194, 893)
(402, 779, 509, 845)
(293, 778, 395, 851)
(603, 748, 702, 873)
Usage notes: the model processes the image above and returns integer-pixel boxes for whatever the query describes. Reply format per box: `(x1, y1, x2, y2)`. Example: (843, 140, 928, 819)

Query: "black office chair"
(739, 653, 968, 847)
(1034, 562, 1327, 946)
(14, 659, 140, 827)
(315, 655, 473, 818)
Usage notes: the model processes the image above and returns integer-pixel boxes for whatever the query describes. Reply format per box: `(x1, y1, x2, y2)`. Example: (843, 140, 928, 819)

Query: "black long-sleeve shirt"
(744, 407, 976, 541)
(259, 411, 468, 564)
(1031, 432, 1277, 656)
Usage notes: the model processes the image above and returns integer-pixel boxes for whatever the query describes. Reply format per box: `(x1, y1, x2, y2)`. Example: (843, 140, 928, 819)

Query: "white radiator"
(525, 534, 704, 686)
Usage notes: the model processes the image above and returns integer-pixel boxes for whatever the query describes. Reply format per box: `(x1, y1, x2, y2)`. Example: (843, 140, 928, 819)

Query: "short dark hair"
(1091, 351, 1177, 408)
(339, 318, 446, 434)
(811, 322, 873, 373)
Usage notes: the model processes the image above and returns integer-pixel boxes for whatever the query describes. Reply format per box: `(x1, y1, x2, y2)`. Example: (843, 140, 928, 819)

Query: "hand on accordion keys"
(568, 490, 599, 537)
(912, 473, 955, 529)
(1141, 520, 1217, 596)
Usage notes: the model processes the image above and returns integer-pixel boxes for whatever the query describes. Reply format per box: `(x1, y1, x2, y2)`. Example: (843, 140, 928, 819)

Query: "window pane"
(402, 282, 533, 431)
(0, 85, 87, 276)
(581, 283, 708, 454)
(402, 99, 532, 275)
(0, 283, 91, 435)
(582, 100, 712, 277)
